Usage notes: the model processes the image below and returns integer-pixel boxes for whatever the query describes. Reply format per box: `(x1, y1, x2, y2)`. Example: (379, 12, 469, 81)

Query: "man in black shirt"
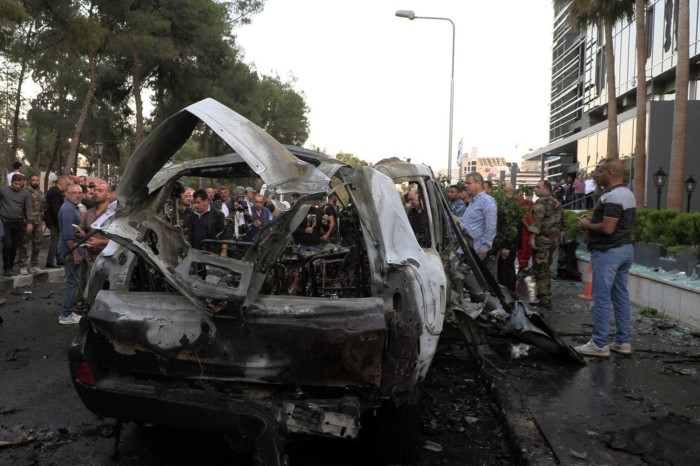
(188, 189, 228, 256)
(44, 177, 69, 268)
(293, 199, 324, 251)
(575, 158, 636, 358)
(406, 188, 430, 247)
(321, 194, 339, 243)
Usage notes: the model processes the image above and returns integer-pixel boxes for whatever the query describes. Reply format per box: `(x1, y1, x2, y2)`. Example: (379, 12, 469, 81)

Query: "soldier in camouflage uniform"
(18, 175, 45, 274)
(527, 180, 564, 310)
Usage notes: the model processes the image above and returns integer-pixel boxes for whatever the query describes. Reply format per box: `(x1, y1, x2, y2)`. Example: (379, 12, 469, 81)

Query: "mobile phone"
(72, 223, 82, 230)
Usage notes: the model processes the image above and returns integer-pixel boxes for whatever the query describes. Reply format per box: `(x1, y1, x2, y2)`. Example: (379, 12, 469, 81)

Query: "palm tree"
(633, 0, 648, 208)
(554, 0, 635, 159)
(667, 0, 690, 212)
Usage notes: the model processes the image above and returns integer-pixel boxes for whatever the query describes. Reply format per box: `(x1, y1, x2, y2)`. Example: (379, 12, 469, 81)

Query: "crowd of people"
(175, 184, 339, 256)
(0, 166, 345, 325)
(2, 159, 635, 358)
(0, 162, 119, 324)
(551, 173, 597, 210)
(442, 162, 635, 358)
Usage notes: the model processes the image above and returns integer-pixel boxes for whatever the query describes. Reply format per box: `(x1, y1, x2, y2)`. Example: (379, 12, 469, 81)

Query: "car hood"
(117, 98, 330, 213)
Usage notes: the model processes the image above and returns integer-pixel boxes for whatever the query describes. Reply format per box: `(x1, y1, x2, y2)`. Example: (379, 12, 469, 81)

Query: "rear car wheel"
(361, 394, 421, 465)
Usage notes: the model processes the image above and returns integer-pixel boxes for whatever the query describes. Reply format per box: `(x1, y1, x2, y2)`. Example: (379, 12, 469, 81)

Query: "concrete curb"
(0, 268, 64, 292)
(481, 360, 558, 465)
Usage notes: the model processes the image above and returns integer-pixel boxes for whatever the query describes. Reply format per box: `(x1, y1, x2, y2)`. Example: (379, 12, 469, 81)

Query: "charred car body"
(69, 99, 577, 464)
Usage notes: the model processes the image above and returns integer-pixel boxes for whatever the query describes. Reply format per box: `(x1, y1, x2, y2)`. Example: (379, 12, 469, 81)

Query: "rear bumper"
(69, 322, 362, 443)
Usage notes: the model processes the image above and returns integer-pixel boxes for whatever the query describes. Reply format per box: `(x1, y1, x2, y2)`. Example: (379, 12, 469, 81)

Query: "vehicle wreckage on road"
(69, 98, 579, 465)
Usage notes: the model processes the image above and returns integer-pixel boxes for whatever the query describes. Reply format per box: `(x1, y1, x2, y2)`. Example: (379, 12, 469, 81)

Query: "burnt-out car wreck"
(69, 98, 579, 465)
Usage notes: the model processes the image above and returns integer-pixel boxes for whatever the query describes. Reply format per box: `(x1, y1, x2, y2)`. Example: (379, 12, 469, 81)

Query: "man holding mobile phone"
(77, 183, 112, 304)
(57, 184, 84, 325)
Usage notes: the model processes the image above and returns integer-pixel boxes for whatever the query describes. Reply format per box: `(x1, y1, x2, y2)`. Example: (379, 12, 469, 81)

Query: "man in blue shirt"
(57, 184, 84, 325)
(460, 172, 498, 275)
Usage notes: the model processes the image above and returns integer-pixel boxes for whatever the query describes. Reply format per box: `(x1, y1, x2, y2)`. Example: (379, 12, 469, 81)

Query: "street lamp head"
(94, 141, 104, 157)
(395, 10, 416, 20)
(653, 166, 667, 189)
(685, 175, 697, 194)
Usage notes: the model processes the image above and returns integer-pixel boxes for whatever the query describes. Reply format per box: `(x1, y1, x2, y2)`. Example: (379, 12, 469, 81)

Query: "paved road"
(485, 276, 700, 466)
(0, 280, 255, 465)
(0, 278, 512, 465)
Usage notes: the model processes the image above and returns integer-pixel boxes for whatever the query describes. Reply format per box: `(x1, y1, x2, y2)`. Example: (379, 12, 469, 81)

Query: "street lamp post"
(396, 10, 455, 182)
(94, 141, 104, 180)
(684, 175, 696, 213)
(653, 166, 667, 210)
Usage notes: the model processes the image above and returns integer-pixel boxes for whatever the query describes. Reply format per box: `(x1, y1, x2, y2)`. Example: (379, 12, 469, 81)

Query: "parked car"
(69, 98, 576, 465)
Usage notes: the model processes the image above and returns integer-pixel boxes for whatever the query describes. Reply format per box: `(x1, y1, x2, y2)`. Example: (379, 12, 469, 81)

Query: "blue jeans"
(590, 243, 634, 347)
(61, 257, 80, 318)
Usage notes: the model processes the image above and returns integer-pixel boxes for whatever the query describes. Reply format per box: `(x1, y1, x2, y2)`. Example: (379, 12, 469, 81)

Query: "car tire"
(361, 393, 421, 465)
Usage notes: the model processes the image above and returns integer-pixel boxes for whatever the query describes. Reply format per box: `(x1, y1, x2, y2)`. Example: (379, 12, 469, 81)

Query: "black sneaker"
(45, 263, 60, 269)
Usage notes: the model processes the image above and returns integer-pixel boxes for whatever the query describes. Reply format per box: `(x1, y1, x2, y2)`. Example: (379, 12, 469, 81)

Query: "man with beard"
(76, 183, 112, 305)
(528, 180, 564, 311)
(0, 174, 33, 276)
(18, 175, 45, 274)
(448, 184, 466, 217)
(57, 184, 84, 325)
(44, 176, 69, 268)
(575, 158, 636, 357)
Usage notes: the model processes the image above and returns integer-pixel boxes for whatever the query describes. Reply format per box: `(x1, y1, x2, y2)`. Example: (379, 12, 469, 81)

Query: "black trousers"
(2, 219, 25, 271)
(47, 224, 60, 265)
(497, 247, 517, 292)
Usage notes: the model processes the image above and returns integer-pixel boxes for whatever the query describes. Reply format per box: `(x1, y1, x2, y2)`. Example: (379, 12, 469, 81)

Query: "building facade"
(525, 0, 700, 211)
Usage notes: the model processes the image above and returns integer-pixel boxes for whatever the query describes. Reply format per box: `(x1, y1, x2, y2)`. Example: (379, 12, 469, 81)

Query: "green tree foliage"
(335, 151, 369, 168)
(255, 74, 309, 145)
(491, 183, 525, 247)
(100, 0, 179, 146)
(1, 0, 314, 180)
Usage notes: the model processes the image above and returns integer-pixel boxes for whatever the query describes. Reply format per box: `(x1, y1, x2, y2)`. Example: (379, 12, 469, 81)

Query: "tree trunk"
(9, 60, 28, 162)
(132, 52, 144, 148)
(44, 95, 68, 188)
(633, 0, 648, 207)
(64, 52, 97, 175)
(604, 15, 619, 159)
(667, 0, 689, 212)
(9, 20, 35, 162)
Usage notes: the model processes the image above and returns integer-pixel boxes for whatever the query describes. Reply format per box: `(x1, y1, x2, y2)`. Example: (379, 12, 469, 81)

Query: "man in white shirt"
(584, 174, 596, 209)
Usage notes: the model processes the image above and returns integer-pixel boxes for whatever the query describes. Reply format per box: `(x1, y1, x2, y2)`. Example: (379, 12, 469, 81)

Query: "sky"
(235, 0, 555, 172)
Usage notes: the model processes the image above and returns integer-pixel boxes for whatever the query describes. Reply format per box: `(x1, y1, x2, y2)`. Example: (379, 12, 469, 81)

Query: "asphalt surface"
(2, 248, 700, 465)
(482, 274, 700, 465)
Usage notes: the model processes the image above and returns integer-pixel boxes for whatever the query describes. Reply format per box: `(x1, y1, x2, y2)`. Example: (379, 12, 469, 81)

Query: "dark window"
(664, 0, 672, 52)
(646, 6, 654, 59)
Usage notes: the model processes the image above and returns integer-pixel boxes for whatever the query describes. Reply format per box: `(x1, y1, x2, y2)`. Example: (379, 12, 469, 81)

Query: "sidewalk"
(483, 275, 700, 465)
(0, 244, 64, 293)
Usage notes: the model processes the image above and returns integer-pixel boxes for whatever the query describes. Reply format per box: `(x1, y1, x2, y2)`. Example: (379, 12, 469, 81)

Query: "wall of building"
(647, 101, 700, 211)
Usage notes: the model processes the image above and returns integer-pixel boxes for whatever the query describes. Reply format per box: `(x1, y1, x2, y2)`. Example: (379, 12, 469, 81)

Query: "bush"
(632, 210, 679, 245)
(563, 208, 698, 252)
(666, 213, 700, 248)
(563, 210, 590, 240)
